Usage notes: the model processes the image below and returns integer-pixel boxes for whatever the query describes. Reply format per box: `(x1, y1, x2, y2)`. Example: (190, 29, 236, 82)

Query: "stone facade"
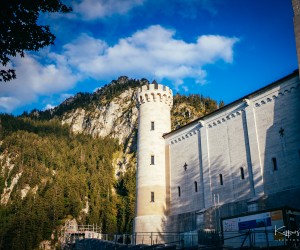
(134, 0, 300, 238)
(163, 72, 300, 232)
(134, 83, 173, 243)
(134, 72, 300, 236)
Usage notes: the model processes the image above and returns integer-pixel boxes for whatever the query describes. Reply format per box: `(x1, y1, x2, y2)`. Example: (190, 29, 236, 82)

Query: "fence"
(198, 229, 221, 246)
(95, 232, 185, 247)
(65, 228, 300, 249)
(223, 229, 300, 249)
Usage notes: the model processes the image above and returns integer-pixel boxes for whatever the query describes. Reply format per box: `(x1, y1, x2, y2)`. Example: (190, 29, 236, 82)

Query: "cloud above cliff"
(0, 53, 80, 113)
(0, 25, 238, 113)
(63, 25, 238, 84)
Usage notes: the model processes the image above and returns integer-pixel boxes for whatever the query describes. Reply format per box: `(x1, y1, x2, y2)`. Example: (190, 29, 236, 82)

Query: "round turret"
(137, 82, 173, 107)
(134, 81, 173, 243)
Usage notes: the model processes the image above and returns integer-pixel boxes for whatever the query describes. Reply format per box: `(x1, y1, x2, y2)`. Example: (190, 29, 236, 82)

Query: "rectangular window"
(178, 186, 181, 197)
(151, 121, 155, 130)
(151, 155, 155, 165)
(219, 174, 223, 185)
(194, 181, 198, 192)
(151, 192, 154, 202)
(240, 167, 245, 180)
(272, 157, 278, 171)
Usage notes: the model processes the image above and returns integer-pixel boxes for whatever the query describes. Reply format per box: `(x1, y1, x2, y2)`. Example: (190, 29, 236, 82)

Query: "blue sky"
(0, 0, 298, 114)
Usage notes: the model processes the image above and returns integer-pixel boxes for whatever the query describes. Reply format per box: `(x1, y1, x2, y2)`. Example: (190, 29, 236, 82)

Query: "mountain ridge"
(0, 76, 223, 249)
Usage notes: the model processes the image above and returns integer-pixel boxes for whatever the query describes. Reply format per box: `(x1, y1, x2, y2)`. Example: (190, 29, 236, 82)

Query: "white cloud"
(0, 97, 20, 113)
(72, 0, 145, 20)
(62, 25, 238, 87)
(43, 104, 56, 110)
(60, 93, 73, 101)
(0, 25, 238, 113)
(0, 54, 81, 113)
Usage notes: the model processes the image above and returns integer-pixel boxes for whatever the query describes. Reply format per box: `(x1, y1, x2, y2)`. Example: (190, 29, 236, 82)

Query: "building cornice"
(163, 70, 299, 138)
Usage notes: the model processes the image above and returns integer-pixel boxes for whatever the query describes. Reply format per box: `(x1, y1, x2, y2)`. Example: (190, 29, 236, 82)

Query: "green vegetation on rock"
(0, 76, 223, 249)
(171, 93, 222, 129)
(0, 115, 135, 250)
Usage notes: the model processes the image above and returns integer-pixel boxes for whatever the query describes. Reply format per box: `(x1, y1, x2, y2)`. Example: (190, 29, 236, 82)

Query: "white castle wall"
(134, 83, 173, 238)
(134, 1, 300, 236)
(164, 72, 300, 232)
(168, 126, 203, 215)
(134, 73, 300, 235)
(254, 76, 300, 195)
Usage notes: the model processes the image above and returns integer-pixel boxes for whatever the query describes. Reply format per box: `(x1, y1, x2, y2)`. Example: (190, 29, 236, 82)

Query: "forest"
(0, 77, 223, 249)
(0, 115, 135, 250)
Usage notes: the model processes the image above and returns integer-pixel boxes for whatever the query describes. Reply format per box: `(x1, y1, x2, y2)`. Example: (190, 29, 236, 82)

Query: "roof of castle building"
(163, 69, 299, 138)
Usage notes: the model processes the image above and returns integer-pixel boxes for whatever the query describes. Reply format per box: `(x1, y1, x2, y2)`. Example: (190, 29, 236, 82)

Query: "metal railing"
(223, 229, 300, 249)
(65, 227, 300, 250)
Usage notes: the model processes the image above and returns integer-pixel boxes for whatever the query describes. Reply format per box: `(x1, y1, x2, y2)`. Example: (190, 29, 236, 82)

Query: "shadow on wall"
(166, 127, 205, 233)
(203, 78, 300, 231)
(262, 79, 300, 209)
(165, 103, 263, 233)
(149, 76, 300, 240)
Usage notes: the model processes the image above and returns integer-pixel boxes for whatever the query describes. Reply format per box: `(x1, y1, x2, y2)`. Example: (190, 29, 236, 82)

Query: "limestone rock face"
(62, 108, 86, 134)
(0, 154, 19, 205)
(62, 89, 138, 144)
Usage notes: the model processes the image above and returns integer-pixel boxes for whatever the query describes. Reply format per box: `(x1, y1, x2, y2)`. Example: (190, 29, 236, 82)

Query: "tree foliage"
(171, 93, 224, 129)
(0, 77, 224, 249)
(0, 1, 71, 82)
(23, 77, 145, 120)
(0, 115, 135, 249)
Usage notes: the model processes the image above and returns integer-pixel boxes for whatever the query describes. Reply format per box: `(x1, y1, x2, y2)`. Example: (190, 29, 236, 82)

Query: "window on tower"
(151, 155, 155, 165)
(151, 121, 155, 130)
(194, 181, 198, 192)
(151, 192, 154, 202)
(178, 186, 181, 197)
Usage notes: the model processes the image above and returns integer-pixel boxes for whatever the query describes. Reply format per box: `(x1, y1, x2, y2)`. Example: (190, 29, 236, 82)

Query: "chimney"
(292, 0, 300, 73)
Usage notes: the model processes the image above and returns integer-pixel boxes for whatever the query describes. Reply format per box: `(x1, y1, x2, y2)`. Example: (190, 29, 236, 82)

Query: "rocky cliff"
(56, 76, 220, 144)
(0, 76, 221, 250)
(61, 88, 138, 145)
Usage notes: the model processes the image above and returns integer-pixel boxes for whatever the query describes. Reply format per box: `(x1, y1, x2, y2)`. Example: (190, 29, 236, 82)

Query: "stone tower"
(134, 82, 173, 242)
(293, 0, 300, 71)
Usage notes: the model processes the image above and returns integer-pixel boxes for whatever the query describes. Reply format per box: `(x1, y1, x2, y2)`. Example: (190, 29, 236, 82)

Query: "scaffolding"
(61, 221, 102, 249)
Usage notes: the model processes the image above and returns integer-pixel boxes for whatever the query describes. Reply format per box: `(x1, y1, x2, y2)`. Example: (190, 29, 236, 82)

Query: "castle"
(134, 0, 300, 244)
